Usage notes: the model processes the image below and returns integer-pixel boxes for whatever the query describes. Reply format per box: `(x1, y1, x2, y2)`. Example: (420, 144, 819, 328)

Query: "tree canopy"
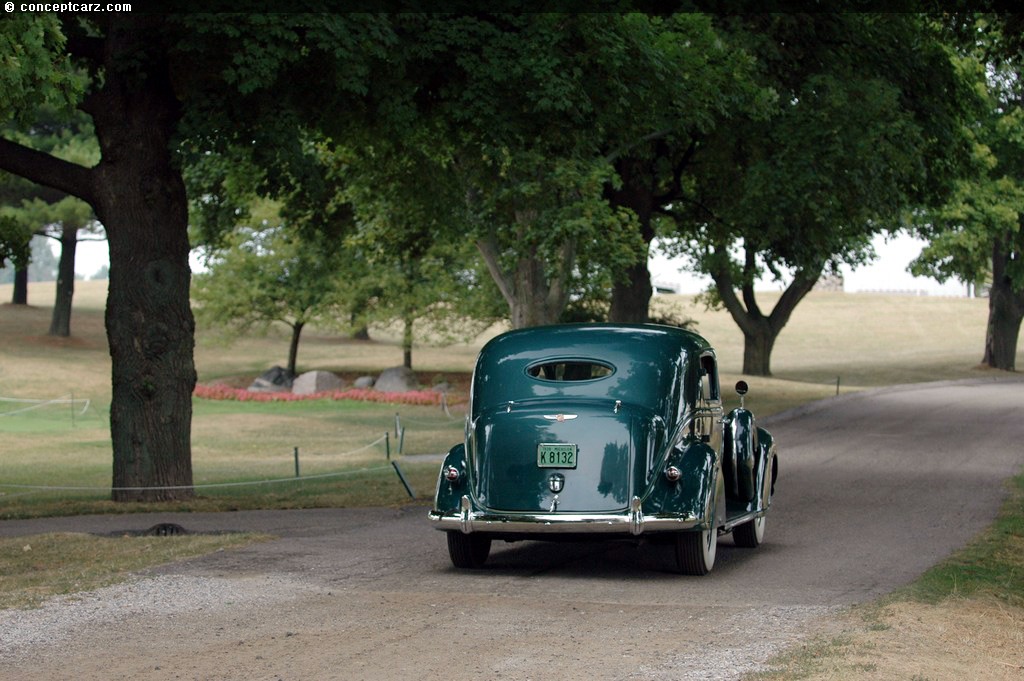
(669, 13, 977, 375)
(1, 106, 101, 332)
(361, 13, 766, 327)
(911, 12, 1024, 370)
(0, 14, 396, 501)
(193, 199, 356, 376)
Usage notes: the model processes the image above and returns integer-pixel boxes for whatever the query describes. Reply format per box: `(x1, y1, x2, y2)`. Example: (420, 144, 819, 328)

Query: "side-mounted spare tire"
(723, 408, 758, 502)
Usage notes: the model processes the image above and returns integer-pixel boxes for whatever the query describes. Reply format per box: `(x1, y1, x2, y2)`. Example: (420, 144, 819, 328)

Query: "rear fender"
(433, 443, 468, 515)
(645, 441, 719, 527)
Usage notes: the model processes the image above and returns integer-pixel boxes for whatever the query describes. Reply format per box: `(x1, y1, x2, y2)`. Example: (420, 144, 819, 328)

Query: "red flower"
(193, 383, 461, 406)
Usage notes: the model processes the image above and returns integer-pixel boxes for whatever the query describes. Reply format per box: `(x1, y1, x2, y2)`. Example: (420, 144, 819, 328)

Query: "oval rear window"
(526, 361, 614, 382)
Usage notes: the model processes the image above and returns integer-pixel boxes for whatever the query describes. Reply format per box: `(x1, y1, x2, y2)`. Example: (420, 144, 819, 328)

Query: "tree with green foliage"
(1, 105, 101, 332)
(26, 196, 96, 336)
(595, 14, 769, 323)
(0, 212, 34, 302)
(334, 142, 505, 367)
(912, 13, 1024, 371)
(0, 164, 41, 305)
(670, 13, 976, 376)
(467, 150, 641, 327)
(193, 201, 357, 377)
(0, 14, 393, 501)
(374, 13, 761, 328)
(384, 14, 628, 327)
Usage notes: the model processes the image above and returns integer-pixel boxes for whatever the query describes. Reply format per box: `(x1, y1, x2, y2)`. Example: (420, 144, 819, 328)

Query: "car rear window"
(526, 361, 614, 382)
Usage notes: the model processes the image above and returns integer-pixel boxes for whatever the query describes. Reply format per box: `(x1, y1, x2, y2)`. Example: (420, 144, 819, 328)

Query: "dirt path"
(2, 377, 1023, 680)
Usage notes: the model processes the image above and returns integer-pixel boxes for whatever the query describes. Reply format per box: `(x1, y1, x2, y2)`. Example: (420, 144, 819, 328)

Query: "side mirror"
(735, 380, 749, 409)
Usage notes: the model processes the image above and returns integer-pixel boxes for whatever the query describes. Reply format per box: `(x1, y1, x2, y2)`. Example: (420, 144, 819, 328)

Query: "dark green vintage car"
(429, 324, 778, 575)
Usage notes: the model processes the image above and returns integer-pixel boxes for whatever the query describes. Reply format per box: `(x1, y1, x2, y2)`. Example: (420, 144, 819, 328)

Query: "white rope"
(283, 434, 391, 458)
(0, 465, 394, 492)
(0, 395, 91, 417)
(393, 414, 465, 428)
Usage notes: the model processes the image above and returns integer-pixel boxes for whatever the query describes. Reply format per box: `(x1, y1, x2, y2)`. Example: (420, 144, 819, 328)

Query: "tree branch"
(603, 127, 673, 164)
(64, 34, 104, 63)
(707, 244, 761, 338)
(741, 245, 763, 319)
(652, 136, 699, 206)
(476, 232, 516, 310)
(547, 237, 577, 314)
(0, 138, 96, 206)
(768, 263, 824, 333)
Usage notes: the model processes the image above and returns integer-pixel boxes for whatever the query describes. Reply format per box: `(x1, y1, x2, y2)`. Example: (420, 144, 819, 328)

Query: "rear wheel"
(733, 514, 765, 548)
(446, 532, 491, 569)
(674, 528, 717, 575)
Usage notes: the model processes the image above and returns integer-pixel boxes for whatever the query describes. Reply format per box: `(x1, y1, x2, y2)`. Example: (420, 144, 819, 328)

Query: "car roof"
(472, 324, 712, 416)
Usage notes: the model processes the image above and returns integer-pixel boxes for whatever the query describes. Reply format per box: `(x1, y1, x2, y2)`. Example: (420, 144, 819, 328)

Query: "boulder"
(292, 370, 345, 395)
(374, 366, 419, 393)
(248, 365, 295, 392)
(354, 375, 376, 389)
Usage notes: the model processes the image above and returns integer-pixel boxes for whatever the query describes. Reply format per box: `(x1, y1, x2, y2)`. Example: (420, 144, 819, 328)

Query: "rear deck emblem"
(548, 473, 565, 493)
(543, 414, 578, 423)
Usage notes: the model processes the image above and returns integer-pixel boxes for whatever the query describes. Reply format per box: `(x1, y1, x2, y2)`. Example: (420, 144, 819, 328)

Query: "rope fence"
(0, 433, 423, 499)
(0, 395, 466, 501)
(0, 394, 92, 418)
(0, 464, 394, 492)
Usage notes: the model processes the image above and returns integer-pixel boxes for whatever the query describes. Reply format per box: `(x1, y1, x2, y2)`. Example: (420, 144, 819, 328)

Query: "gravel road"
(2, 376, 1023, 680)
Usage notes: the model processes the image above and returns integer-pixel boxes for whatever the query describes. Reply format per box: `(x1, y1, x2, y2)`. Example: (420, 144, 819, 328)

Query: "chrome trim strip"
(429, 499, 702, 535)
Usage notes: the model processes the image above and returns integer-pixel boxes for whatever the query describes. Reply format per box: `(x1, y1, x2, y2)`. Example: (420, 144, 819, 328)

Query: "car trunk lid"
(470, 401, 652, 513)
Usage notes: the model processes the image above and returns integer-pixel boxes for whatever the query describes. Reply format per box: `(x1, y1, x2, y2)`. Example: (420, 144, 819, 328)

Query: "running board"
(718, 510, 762, 535)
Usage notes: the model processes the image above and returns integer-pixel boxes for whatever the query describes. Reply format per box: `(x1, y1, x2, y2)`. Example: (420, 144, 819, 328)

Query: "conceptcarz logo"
(5, 3, 133, 12)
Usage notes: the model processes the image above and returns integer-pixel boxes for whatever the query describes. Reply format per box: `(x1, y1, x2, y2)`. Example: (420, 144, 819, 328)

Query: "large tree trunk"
(0, 17, 197, 502)
(89, 20, 195, 502)
(11, 266, 28, 305)
(982, 236, 1023, 371)
(710, 246, 822, 377)
(609, 251, 653, 324)
(608, 158, 655, 324)
(740, 316, 779, 377)
(477, 229, 576, 329)
(48, 224, 77, 337)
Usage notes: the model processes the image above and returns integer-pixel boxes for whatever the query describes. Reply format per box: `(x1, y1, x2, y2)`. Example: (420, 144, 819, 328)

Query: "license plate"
(537, 443, 578, 469)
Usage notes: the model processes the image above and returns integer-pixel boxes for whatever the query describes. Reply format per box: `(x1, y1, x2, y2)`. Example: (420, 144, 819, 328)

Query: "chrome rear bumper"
(428, 495, 702, 536)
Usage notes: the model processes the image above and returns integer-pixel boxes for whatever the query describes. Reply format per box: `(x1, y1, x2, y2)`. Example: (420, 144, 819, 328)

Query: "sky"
(649, 232, 968, 297)
(74, 232, 968, 297)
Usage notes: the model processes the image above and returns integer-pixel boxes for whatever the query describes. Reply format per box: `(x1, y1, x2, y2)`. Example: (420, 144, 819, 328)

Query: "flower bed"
(194, 383, 454, 406)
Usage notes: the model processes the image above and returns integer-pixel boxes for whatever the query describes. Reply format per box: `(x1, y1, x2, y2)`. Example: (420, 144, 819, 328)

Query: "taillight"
(664, 466, 681, 482)
(443, 466, 461, 483)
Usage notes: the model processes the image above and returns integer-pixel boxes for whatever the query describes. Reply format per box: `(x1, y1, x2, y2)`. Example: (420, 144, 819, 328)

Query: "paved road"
(2, 376, 1023, 680)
